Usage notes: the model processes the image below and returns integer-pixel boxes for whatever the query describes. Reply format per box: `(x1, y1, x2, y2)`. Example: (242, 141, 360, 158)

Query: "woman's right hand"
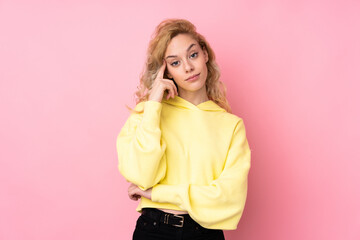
(148, 60, 178, 102)
(128, 183, 152, 201)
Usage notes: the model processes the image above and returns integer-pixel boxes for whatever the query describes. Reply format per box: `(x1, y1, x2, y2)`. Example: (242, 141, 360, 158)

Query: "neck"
(178, 86, 209, 106)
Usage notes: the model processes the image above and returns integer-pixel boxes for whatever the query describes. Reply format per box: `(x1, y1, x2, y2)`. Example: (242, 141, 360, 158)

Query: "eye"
(171, 61, 180, 66)
(190, 52, 198, 58)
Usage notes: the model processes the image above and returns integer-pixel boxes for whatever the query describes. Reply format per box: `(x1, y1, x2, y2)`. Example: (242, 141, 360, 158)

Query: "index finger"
(156, 60, 167, 79)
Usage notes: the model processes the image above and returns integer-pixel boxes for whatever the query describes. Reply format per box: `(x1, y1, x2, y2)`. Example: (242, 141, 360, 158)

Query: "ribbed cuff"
(151, 184, 186, 206)
(142, 100, 162, 130)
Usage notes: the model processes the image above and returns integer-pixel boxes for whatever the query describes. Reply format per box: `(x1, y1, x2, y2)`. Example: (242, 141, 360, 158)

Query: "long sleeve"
(151, 119, 251, 230)
(116, 100, 167, 190)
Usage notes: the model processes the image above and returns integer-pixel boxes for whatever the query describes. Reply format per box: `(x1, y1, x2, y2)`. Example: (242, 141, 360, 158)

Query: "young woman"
(116, 18, 251, 240)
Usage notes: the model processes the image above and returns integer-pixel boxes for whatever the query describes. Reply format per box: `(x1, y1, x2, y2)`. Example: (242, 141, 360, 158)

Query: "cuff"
(151, 184, 186, 206)
(142, 100, 162, 130)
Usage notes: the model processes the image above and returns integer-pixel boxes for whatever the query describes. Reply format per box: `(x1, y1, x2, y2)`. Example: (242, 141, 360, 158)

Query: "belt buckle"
(173, 214, 184, 227)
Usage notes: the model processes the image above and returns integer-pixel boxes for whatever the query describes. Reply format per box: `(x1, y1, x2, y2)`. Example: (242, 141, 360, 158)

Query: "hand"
(128, 183, 152, 201)
(148, 60, 178, 102)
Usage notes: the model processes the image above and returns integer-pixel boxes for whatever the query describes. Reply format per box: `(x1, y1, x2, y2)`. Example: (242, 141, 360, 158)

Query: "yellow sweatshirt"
(116, 95, 251, 230)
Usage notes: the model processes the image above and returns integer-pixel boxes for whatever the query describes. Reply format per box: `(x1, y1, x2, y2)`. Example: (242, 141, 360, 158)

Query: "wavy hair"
(128, 18, 232, 113)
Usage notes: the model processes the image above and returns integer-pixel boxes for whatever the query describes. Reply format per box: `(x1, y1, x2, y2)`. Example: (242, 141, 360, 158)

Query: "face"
(164, 33, 209, 95)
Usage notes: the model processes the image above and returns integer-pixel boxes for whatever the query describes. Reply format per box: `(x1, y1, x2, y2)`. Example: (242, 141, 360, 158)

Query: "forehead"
(165, 33, 199, 55)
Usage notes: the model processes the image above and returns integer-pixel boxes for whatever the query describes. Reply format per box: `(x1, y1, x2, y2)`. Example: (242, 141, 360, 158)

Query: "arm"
(151, 119, 251, 230)
(116, 100, 167, 190)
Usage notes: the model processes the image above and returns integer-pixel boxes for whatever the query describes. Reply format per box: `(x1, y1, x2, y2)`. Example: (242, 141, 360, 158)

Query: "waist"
(141, 208, 196, 228)
(136, 197, 185, 213)
(158, 208, 188, 215)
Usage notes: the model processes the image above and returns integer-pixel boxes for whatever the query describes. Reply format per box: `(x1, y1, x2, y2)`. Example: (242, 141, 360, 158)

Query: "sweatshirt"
(116, 95, 251, 230)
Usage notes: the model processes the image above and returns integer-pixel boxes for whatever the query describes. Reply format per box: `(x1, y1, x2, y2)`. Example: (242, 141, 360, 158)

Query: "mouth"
(186, 73, 200, 81)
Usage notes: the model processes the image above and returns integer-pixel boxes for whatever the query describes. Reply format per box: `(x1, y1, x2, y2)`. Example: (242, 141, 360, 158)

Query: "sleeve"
(116, 100, 167, 190)
(151, 119, 251, 230)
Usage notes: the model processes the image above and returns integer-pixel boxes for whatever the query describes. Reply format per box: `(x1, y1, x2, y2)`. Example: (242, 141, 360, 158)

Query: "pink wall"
(1, 0, 359, 239)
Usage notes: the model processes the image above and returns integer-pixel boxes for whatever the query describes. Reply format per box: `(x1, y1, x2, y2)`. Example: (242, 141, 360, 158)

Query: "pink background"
(1, 0, 359, 239)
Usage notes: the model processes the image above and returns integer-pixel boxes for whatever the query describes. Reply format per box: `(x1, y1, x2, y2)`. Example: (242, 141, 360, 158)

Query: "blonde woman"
(116, 18, 251, 240)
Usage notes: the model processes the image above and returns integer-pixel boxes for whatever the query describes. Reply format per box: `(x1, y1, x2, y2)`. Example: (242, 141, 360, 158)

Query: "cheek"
(169, 68, 183, 79)
(196, 56, 207, 69)
(201, 64, 208, 80)
(200, 60, 208, 73)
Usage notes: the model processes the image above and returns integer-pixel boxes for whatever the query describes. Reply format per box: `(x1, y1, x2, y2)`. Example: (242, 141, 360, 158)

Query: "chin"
(184, 82, 207, 92)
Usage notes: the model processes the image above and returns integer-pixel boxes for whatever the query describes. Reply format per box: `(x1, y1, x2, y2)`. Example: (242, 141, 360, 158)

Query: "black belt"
(141, 208, 191, 228)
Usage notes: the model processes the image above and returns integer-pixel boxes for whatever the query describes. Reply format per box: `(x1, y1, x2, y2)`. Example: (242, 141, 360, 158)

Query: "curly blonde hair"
(128, 18, 232, 113)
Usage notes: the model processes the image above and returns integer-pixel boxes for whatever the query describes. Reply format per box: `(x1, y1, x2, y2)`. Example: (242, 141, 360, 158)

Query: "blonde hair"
(128, 18, 232, 113)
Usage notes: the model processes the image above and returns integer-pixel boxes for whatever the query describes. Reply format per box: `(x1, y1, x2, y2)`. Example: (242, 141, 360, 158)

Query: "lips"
(186, 73, 200, 81)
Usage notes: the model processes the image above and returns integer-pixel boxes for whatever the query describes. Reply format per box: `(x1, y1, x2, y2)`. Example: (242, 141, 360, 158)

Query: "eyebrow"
(165, 43, 197, 59)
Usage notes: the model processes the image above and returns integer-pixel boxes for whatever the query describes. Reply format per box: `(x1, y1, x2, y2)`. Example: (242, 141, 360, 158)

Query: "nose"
(183, 59, 194, 73)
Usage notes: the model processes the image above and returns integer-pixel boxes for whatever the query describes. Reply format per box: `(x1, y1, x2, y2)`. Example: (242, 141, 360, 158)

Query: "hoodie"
(116, 95, 251, 230)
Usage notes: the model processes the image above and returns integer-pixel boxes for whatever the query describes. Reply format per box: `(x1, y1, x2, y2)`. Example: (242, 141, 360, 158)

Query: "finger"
(131, 194, 140, 200)
(130, 186, 143, 197)
(163, 80, 176, 96)
(169, 83, 177, 98)
(128, 183, 138, 192)
(170, 86, 175, 99)
(172, 84, 177, 97)
(130, 185, 138, 192)
(164, 79, 178, 96)
(129, 193, 135, 200)
(130, 194, 139, 201)
(156, 60, 167, 80)
(165, 83, 175, 100)
(128, 185, 135, 192)
(129, 192, 139, 201)
(128, 187, 137, 197)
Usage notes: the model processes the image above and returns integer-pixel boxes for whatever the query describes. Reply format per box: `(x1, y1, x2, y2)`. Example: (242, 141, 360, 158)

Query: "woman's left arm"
(150, 120, 251, 230)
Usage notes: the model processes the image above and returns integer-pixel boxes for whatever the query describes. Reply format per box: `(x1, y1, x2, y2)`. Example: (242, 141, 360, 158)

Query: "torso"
(158, 208, 188, 215)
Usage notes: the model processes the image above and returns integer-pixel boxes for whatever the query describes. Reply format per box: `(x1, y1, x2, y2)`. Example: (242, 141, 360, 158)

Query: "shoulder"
(219, 110, 245, 126)
(219, 112, 249, 141)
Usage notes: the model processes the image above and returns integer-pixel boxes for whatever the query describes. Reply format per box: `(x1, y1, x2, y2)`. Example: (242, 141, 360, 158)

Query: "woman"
(116, 18, 251, 240)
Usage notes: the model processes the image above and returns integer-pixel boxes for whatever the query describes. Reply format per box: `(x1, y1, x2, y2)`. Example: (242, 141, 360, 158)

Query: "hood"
(163, 95, 226, 112)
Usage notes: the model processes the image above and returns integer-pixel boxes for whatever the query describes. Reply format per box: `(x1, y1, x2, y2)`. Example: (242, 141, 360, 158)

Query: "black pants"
(133, 208, 225, 240)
